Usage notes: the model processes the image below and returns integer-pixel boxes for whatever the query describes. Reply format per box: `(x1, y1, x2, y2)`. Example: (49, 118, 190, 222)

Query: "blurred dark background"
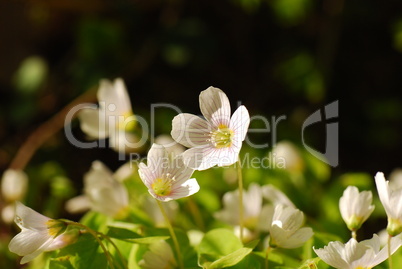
(1, 0, 402, 181)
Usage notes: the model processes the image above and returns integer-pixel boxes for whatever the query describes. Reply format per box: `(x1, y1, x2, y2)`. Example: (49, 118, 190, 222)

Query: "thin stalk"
(156, 199, 184, 269)
(9, 88, 96, 170)
(187, 196, 205, 231)
(351, 230, 356, 240)
(388, 234, 393, 269)
(265, 246, 271, 269)
(68, 222, 115, 269)
(237, 159, 244, 242)
(101, 234, 128, 269)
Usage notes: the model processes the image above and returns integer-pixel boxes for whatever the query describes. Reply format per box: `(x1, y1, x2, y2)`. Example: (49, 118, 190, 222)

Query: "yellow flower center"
(152, 174, 175, 196)
(211, 124, 234, 148)
(46, 219, 67, 238)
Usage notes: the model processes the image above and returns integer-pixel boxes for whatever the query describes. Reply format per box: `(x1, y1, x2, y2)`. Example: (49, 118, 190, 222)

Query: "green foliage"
(198, 228, 258, 268)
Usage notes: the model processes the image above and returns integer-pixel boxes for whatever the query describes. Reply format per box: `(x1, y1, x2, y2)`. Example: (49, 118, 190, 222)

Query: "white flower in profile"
(271, 141, 304, 172)
(171, 86, 250, 170)
(66, 161, 129, 219)
(9, 202, 79, 264)
(215, 184, 296, 234)
(139, 144, 200, 201)
(313, 234, 402, 269)
(138, 240, 177, 269)
(1, 169, 28, 202)
(215, 183, 266, 231)
(375, 172, 402, 236)
(268, 204, 313, 249)
(78, 78, 138, 153)
(339, 186, 375, 232)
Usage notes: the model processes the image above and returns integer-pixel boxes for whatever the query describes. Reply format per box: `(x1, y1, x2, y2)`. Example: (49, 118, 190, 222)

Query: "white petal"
(167, 155, 194, 185)
(182, 146, 238, 170)
(257, 205, 275, 232)
(138, 163, 155, 188)
(244, 183, 262, 218)
(78, 108, 108, 139)
(279, 227, 313, 249)
(169, 178, 200, 200)
(14, 202, 50, 230)
(261, 185, 295, 208)
(314, 244, 350, 269)
(155, 134, 185, 157)
(375, 172, 393, 218)
(171, 113, 211, 148)
(229, 105, 250, 142)
(146, 144, 169, 177)
(199, 87, 231, 127)
(113, 162, 134, 182)
(371, 234, 402, 267)
(65, 195, 91, 214)
(9, 229, 50, 256)
(98, 78, 132, 116)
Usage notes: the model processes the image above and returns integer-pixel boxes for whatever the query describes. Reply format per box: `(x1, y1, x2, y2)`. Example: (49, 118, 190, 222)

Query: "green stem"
(68, 222, 115, 269)
(187, 196, 205, 231)
(237, 159, 244, 242)
(388, 234, 393, 269)
(156, 199, 184, 269)
(101, 234, 128, 269)
(265, 246, 271, 269)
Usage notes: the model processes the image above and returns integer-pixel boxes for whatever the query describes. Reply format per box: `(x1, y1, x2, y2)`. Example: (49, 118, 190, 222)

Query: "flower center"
(152, 174, 175, 196)
(211, 124, 234, 148)
(46, 219, 67, 238)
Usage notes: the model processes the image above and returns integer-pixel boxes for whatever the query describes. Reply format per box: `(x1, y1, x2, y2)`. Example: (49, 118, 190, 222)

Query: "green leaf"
(198, 228, 257, 268)
(208, 240, 259, 269)
(49, 234, 107, 269)
(106, 226, 170, 244)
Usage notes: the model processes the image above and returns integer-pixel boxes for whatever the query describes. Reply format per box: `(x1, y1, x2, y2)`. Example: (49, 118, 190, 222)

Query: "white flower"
(78, 78, 137, 152)
(269, 204, 313, 249)
(139, 143, 200, 201)
(171, 86, 250, 170)
(313, 234, 402, 269)
(261, 184, 295, 209)
(339, 186, 374, 231)
(271, 141, 304, 172)
(215, 184, 296, 234)
(66, 161, 129, 219)
(375, 172, 402, 236)
(138, 240, 177, 269)
(215, 183, 267, 231)
(9, 202, 79, 264)
(1, 169, 28, 202)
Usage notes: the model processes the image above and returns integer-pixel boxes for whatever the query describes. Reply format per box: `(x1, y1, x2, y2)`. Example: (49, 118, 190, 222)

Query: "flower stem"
(265, 246, 271, 269)
(156, 199, 184, 269)
(388, 234, 393, 269)
(68, 222, 116, 269)
(101, 234, 128, 269)
(237, 159, 244, 242)
(351, 230, 356, 240)
(9, 87, 96, 170)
